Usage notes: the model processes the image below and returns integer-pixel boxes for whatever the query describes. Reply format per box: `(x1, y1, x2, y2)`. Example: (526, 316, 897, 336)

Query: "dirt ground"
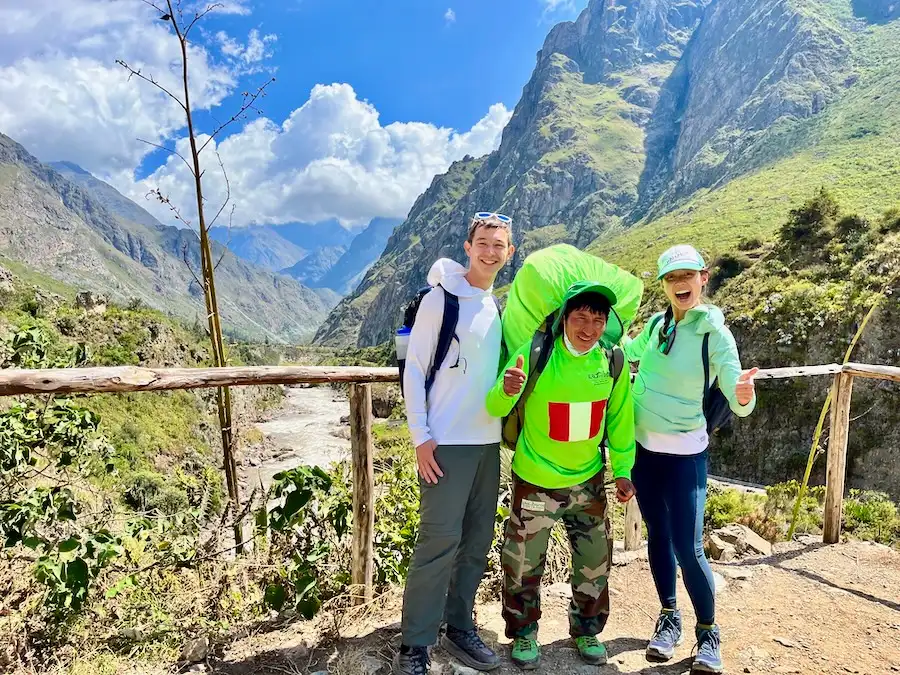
(208, 537, 900, 675)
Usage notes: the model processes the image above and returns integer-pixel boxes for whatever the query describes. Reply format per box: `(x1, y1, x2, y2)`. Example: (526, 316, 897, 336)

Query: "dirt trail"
(214, 538, 900, 675)
(244, 385, 350, 492)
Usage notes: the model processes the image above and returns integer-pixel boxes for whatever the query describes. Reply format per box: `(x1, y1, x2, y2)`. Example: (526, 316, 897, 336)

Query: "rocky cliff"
(1, 136, 332, 343)
(316, 0, 867, 348)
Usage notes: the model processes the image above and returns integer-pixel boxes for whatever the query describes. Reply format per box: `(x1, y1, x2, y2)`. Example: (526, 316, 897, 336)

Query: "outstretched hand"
(503, 355, 527, 396)
(736, 367, 759, 406)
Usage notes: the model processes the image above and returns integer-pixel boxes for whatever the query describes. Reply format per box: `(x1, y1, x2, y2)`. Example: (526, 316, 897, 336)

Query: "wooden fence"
(1, 360, 898, 602)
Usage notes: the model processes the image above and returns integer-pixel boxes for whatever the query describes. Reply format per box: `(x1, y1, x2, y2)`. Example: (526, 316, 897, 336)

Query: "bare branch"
(136, 138, 195, 176)
(139, 0, 168, 14)
(182, 242, 204, 289)
(146, 188, 193, 229)
(207, 151, 232, 229)
(214, 206, 236, 271)
(198, 77, 276, 154)
(116, 60, 186, 112)
(185, 3, 224, 39)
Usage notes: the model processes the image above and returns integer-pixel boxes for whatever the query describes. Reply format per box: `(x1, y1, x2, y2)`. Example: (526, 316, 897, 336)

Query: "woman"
(623, 245, 758, 674)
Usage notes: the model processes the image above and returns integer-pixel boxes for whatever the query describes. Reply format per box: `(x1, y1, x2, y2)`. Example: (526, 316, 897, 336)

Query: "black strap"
(702, 332, 711, 402)
(648, 312, 664, 339)
(425, 288, 459, 394)
(511, 312, 557, 434)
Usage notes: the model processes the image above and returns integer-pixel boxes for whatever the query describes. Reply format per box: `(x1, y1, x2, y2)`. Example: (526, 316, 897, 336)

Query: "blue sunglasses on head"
(473, 211, 512, 223)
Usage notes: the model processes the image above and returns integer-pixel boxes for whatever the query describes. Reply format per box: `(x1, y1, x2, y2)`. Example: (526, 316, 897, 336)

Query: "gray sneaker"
(393, 645, 430, 675)
(441, 625, 500, 671)
(646, 609, 683, 661)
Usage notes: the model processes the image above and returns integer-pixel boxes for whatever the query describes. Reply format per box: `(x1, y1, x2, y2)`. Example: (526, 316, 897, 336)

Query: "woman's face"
(662, 269, 709, 313)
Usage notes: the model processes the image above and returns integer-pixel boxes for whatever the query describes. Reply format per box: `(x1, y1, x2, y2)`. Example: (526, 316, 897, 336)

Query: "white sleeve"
(403, 288, 443, 447)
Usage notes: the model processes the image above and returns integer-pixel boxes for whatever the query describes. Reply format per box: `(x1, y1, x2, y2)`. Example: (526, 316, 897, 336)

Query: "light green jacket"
(623, 304, 756, 434)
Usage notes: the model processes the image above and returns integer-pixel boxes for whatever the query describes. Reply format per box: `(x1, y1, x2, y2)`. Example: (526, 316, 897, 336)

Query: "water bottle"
(395, 325, 411, 362)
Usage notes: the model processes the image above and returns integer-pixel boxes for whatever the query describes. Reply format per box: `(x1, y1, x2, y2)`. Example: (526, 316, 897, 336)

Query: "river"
(243, 385, 351, 492)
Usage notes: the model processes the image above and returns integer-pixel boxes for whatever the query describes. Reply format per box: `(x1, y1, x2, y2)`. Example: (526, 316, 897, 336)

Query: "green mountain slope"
(0, 136, 332, 343)
(316, 0, 897, 348)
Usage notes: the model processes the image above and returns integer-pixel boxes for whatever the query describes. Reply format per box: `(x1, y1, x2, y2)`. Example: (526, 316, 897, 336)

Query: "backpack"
(396, 285, 502, 399)
(500, 314, 627, 451)
(646, 313, 734, 435)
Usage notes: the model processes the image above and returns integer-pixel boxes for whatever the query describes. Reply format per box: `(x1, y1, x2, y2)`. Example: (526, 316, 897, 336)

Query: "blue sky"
(209, 0, 586, 136)
(0, 0, 588, 227)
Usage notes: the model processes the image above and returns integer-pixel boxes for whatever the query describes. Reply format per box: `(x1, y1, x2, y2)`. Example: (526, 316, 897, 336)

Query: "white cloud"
(215, 28, 277, 65)
(540, 0, 576, 14)
(444, 8, 456, 24)
(133, 84, 511, 227)
(0, 0, 237, 176)
(0, 1, 511, 230)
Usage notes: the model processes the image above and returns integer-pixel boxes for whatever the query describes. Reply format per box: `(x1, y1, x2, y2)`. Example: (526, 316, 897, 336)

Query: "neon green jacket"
(486, 335, 636, 489)
(623, 304, 756, 434)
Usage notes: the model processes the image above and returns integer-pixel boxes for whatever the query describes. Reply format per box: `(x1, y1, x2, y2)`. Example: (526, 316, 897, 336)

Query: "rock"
(546, 582, 571, 598)
(706, 533, 738, 561)
(713, 571, 728, 593)
(362, 655, 388, 674)
(719, 567, 754, 581)
(75, 290, 109, 314)
(773, 636, 797, 648)
(714, 524, 773, 557)
(772, 668, 800, 674)
(613, 546, 649, 566)
(450, 664, 479, 675)
(187, 666, 207, 673)
(340, 414, 350, 425)
(179, 636, 210, 663)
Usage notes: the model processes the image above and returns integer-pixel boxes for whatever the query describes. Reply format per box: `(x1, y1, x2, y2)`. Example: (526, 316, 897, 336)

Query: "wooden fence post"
(624, 498, 643, 551)
(349, 383, 375, 603)
(824, 372, 854, 544)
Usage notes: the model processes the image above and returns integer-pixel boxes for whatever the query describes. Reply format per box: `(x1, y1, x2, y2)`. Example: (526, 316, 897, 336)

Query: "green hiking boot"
(510, 636, 541, 670)
(574, 635, 608, 665)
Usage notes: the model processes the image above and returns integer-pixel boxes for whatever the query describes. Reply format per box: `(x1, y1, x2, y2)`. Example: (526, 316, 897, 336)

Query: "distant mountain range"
(0, 135, 333, 343)
(209, 217, 401, 295)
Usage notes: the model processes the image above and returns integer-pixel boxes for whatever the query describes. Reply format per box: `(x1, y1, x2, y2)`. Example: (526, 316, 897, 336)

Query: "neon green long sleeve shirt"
(486, 335, 636, 489)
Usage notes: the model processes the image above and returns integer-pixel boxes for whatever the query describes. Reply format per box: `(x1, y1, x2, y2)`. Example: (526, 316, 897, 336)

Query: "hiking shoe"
(441, 625, 500, 671)
(510, 636, 541, 670)
(646, 608, 684, 661)
(574, 635, 608, 665)
(393, 645, 430, 675)
(692, 625, 724, 674)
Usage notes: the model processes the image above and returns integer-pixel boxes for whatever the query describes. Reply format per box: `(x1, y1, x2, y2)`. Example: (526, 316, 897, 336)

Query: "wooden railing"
(1, 361, 897, 602)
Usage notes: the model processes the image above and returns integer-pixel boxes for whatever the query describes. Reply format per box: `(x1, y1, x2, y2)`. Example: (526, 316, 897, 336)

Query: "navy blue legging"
(631, 444, 715, 626)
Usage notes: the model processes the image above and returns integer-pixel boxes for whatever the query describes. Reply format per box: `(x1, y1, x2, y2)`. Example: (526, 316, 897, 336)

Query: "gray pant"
(401, 443, 501, 647)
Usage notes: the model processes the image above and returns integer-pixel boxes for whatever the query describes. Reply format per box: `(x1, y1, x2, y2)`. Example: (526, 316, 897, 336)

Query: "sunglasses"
(657, 312, 677, 355)
(473, 211, 512, 224)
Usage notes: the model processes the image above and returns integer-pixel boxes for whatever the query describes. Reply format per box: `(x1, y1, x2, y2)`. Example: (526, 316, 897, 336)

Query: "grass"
(589, 17, 900, 275)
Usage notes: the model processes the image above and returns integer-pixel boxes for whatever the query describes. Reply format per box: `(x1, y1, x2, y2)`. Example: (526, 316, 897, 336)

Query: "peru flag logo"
(548, 400, 607, 442)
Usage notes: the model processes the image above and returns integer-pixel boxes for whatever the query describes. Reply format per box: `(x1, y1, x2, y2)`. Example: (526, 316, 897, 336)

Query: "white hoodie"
(403, 259, 503, 448)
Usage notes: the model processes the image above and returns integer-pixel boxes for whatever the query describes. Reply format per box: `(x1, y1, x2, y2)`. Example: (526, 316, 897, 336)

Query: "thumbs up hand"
(736, 367, 759, 406)
(504, 354, 527, 396)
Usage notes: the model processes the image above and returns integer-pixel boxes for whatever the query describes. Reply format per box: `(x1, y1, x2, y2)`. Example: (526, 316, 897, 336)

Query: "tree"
(118, 0, 275, 551)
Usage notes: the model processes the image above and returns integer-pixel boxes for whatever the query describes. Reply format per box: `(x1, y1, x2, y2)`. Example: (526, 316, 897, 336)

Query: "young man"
(395, 212, 515, 675)
(486, 283, 636, 670)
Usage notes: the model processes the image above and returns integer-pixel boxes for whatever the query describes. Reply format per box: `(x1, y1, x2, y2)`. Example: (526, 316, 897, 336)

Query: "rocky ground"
(204, 537, 899, 675)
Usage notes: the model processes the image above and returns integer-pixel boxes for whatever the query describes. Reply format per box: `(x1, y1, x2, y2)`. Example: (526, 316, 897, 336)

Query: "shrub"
(843, 490, 899, 545)
(709, 253, 753, 295)
(704, 485, 764, 529)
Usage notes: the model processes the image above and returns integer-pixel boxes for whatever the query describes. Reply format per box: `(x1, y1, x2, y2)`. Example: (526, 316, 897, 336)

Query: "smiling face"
(662, 268, 709, 313)
(564, 307, 608, 353)
(463, 222, 514, 282)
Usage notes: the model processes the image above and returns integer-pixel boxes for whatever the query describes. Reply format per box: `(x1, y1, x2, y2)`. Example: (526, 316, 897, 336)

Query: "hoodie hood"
(551, 280, 625, 347)
(680, 304, 725, 334)
(426, 258, 490, 298)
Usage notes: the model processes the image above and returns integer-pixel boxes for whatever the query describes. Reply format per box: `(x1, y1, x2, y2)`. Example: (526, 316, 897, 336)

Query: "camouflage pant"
(501, 472, 611, 639)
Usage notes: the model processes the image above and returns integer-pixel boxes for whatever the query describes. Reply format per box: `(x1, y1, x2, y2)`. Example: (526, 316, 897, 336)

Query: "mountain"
(209, 220, 357, 272)
(280, 217, 401, 295)
(316, 0, 900, 348)
(280, 245, 347, 287)
(3, 139, 332, 343)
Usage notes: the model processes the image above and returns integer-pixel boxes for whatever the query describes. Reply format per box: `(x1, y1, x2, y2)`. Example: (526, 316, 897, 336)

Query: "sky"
(0, 0, 588, 228)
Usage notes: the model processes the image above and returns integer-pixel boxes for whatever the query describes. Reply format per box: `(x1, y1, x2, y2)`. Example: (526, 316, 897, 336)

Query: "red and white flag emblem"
(548, 400, 607, 442)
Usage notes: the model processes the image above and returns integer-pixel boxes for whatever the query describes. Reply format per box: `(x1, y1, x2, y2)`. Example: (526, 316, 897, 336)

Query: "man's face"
(662, 269, 709, 312)
(564, 307, 607, 353)
(464, 225, 513, 277)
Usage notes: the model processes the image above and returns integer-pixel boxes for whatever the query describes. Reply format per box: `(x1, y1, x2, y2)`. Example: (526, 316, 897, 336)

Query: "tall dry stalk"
(119, 0, 274, 551)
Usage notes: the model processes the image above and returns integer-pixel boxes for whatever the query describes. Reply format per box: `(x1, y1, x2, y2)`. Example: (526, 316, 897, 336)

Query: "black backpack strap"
(702, 332, 711, 402)
(608, 345, 625, 382)
(425, 288, 459, 394)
